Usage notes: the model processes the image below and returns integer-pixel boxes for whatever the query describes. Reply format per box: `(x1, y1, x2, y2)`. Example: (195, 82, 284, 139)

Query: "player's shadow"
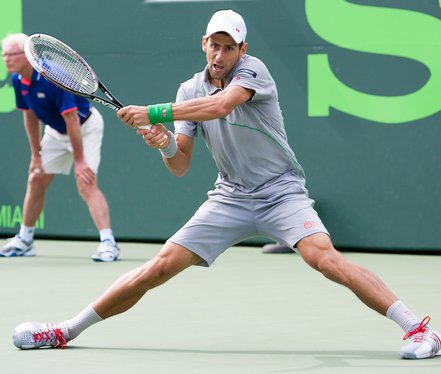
(31, 346, 441, 371)
(61, 346, 441, 370)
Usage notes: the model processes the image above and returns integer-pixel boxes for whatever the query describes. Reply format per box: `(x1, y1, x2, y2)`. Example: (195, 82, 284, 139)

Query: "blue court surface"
(1, 239, 440, 374)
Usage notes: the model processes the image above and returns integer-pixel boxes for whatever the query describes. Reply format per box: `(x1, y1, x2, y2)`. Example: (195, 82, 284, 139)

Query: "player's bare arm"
(171, 85, 253, 121)
(118, 85, 253, 128)
(163, 134, 194, 177)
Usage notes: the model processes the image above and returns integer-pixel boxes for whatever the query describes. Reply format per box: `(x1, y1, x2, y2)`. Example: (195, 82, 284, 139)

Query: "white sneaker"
(0, 235, 36, 257)
(13, 322, 69, 349)
(400, 316, 441, 359)
(262, 242, 294, 254)
(91, 240, 120, 262)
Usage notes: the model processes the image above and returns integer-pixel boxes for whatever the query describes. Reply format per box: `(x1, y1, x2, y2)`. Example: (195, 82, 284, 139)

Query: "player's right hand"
(117, 105, 151, 128)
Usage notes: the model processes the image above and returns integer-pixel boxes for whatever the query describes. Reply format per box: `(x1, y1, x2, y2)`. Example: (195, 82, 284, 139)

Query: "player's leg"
(258, 183, 395, 312)
(258, 174, 441, 359)
(12, 191, 254, 349)
(296, 233, 441, 359)
(92, 242, 202, 318)
(0, 169, 53, 257)
(297, 233, 396, 314)
(12, 242, 202, 349)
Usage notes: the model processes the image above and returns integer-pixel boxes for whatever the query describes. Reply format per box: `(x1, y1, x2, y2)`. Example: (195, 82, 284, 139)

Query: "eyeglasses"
(1, 51, 24, 58)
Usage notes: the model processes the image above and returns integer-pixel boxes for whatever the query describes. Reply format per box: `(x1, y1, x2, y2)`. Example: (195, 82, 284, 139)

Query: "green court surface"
(0, 239, 440, 374)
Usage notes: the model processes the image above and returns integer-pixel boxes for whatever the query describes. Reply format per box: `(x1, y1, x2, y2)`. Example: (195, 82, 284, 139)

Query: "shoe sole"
(401, 352, 435, 359)
(91, 255, 121, 262)
(400, 346, 441, 359)
(0, 248, 36, 257)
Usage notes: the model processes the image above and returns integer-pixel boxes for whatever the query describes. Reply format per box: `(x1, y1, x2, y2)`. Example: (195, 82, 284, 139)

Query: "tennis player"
(12, 11, 441, 359)
(1, 33, 120, 262)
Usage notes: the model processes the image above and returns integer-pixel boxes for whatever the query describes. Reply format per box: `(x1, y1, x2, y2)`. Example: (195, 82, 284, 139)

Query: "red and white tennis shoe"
(400, 316, 441, 359)
(13, 322, 69, 349)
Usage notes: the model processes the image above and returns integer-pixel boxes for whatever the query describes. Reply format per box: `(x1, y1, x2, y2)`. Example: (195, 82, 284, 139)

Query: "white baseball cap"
(205, 9, 247, 44)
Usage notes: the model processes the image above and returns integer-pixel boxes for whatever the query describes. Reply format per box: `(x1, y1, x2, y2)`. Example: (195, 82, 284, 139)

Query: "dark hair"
(208, 32, 244, 48)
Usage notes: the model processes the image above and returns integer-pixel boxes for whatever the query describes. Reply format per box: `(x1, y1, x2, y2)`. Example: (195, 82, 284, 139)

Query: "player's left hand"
(117, 105, 151, 128)
(137, 124, 169, 149)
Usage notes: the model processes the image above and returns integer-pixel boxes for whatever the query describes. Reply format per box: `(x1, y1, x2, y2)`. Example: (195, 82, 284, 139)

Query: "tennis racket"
(24, 33, 150, 130)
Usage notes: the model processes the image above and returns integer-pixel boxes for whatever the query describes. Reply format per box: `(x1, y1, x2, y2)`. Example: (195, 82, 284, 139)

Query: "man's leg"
(1, 171, 53, 257)
(296, 233, 441, 359)
(13, 242, 202, 349)
(77, 177, 110, 231)
(77, 177, 120, 262)
(296, 233, 396, 314)
(93, 242, 202, 317)
(22, 172, 54, 226)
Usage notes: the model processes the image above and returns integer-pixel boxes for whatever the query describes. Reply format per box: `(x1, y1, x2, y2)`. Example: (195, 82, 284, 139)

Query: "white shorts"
(169, 172, 329, 266)
(40, 106, 104, 175)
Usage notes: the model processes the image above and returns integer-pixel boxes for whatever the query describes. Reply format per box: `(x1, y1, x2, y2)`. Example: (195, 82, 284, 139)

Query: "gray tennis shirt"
(174, 54, 305, 196)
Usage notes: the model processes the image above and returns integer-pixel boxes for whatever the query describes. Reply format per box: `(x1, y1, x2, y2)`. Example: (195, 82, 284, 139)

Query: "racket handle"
(138, 125, 151, 131)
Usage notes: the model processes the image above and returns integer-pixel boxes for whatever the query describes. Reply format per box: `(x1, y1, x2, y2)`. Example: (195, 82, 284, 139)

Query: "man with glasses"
(1, 33, 120, 262)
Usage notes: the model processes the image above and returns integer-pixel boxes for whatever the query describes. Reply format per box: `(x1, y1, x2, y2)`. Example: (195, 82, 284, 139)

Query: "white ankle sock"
(99, 228, 115, 243)
(386, 300, 421, 332)
(62, 304, 103, 340)
(19, 225, 35, 243)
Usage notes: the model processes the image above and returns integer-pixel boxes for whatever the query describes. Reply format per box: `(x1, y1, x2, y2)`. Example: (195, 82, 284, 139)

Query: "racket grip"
(138, 125, 151, 131)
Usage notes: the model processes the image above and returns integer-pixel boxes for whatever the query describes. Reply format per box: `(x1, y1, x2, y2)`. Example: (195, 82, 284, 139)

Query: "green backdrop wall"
(1, 0, 441, 252)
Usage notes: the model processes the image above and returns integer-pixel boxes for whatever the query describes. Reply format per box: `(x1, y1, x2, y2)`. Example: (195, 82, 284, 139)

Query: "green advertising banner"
(307, 0, 441, 123)
(1, 0, 441, 252)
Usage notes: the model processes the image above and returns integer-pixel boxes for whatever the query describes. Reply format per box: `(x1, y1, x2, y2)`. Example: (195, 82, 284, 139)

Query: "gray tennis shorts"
(169, 172, 329, 266)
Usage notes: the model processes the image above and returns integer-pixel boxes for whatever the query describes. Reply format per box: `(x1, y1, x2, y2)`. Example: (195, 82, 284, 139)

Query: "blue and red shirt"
(12, 69, 91, 134)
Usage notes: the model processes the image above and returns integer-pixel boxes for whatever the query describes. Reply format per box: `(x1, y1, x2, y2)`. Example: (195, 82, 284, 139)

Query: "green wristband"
(148, 103, 174, 124)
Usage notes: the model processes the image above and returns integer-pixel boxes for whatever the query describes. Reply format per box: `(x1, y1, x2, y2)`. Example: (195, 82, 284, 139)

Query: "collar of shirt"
(19, 69, 41, 86)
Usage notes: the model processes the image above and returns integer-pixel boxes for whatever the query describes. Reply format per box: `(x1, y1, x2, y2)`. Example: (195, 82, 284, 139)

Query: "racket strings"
(28, 37, 97, 95)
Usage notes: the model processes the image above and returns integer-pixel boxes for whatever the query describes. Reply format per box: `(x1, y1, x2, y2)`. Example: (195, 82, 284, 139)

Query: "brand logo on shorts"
(304, 221, 320, 229)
